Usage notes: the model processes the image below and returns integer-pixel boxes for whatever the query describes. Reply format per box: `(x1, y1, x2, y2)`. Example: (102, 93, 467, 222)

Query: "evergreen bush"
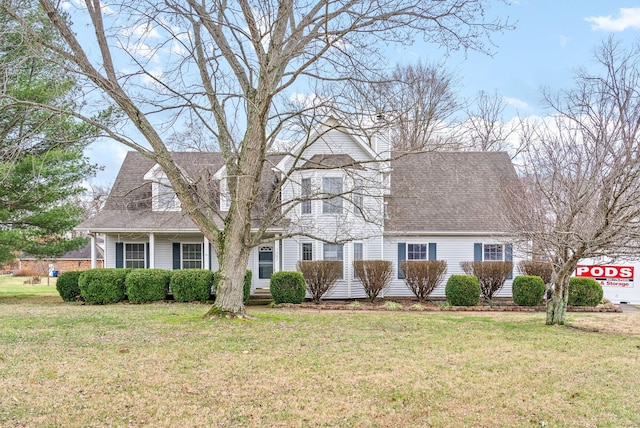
(270, 271, 306, 304)
(125, 269, 171, 303)
(445, 275, 480, 306)
(78, 268, 129, 304)
(568, 277, 603, 306)
(171, 269, 214, 302)
(56, 271, 83, 302)
(512, 275, 545, 306)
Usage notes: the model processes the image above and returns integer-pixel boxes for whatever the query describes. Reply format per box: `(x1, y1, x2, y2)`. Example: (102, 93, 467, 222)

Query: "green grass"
(0, 275, 59, 302)
(1, 278, 640, 427)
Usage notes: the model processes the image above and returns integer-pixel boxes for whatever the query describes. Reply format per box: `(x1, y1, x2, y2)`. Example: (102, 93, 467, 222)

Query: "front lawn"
(1, 284, 639, 427)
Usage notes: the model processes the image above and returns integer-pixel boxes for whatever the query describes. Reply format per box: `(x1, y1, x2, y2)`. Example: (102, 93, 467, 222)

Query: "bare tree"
(358, 62, 462, 151)
(461, 90, 523, 158)
(1, 0, 512, 318)
(505, 38, 640, 325)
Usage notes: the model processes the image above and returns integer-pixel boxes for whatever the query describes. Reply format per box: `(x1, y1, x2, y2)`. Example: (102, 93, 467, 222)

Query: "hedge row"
(57, 268, 251, 305)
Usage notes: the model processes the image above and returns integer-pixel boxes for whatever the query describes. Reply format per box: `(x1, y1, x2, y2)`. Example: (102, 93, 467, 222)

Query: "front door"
(256, 245, 274, 290)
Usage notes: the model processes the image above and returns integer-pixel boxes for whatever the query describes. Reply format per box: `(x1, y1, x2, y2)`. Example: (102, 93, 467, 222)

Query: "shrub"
(445, 275, 481, 306)
(125, 269, 171, 303)
(213, 270, 252, 303)
(171, 269, 214, 302)
(518, 260, 553, 285)
(78, 268, 129, 304)
(56, 271, 84, 302)
(270, 271, 306, 304)
(401, 260, 447, 302)
(460, 261, 512, 301)
(297, 260, 342, 304)
(512, 275, 545, 306)
(353, 260, 393, 302)
(568, 277, 603, 306)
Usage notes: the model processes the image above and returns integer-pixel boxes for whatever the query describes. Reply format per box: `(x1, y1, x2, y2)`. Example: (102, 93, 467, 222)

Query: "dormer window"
(153, 177, 181, 211)
(144, 165, 181, 212)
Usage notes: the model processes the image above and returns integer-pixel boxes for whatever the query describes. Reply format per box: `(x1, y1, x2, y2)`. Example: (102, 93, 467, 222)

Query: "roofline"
(76, 226, 288, 234)
(383, 230, 514, 237)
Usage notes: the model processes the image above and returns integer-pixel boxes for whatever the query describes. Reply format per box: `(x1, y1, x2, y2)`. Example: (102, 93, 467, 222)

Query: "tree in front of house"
(2, 0, 513, 317)
(505, 38, 640, 325)
(0, 1, 97, 264)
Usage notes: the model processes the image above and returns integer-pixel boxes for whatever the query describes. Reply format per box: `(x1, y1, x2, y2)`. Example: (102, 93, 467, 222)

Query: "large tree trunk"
(546, 270, 570, 325)
(204, 120, 266, 319)
(205, 242, 251, 319)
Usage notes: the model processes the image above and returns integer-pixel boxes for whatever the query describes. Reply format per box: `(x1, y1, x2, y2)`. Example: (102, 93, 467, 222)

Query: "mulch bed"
(275, 297, 622, 313)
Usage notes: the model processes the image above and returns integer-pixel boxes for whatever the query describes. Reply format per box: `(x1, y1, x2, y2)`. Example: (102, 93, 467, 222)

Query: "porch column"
(149, 233, 155, 268)
(90, 234, 97, 269)
(203, 236, 210, 270)
(273, 235, 280, 273)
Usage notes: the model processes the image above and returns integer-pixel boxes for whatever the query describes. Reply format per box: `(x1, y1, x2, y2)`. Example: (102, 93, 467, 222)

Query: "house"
(0, 240, 104, 275)
(77, 119, 521, 298)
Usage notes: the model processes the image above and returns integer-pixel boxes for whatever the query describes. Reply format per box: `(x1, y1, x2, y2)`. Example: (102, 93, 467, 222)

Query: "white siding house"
(77, 118, 521, 298)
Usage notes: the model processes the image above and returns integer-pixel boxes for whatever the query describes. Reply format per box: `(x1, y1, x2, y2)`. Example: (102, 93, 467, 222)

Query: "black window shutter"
(397, 242, 406, 279)
(428, 243, 437, 260)
(146, 242, 150, 268)
(209, 242, 212, 271)
(115, 242, 124, 268)
(474, 243, 483, 262)
(172, 243, 181, 270)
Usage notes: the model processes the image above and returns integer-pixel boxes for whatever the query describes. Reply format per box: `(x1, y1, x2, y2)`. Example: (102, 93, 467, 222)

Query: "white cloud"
(585, 7, 640, 32)
(503, 97, 529, 110)
(559, 35, 570, 47)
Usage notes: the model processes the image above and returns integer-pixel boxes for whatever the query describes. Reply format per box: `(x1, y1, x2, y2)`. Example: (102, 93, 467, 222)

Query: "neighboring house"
(0, 240, 104, 275)
(77, 118, 521, 298)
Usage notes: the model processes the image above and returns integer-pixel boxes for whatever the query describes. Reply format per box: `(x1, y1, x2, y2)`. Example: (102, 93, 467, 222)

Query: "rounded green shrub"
(512, 275, 545, 306)
(125, 269, 171, 303)
(56, 271, 84, 302)
(213, 270, 252, 303)
(445, 275, 481, 306)
(78, 268, 129, 304)
(171, 269, 214, 302)
(568, 277, 603, 306)
(270, 271, 306, 304)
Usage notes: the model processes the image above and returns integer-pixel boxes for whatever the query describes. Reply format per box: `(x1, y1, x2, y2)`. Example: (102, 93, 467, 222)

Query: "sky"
(85, 1, 640, 186)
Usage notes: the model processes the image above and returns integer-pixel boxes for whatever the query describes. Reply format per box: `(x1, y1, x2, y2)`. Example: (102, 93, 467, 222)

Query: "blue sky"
(86, 1, 640, 186)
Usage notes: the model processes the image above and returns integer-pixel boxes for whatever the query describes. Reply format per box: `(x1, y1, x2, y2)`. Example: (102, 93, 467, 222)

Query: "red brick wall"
(0, 259, 103, 275)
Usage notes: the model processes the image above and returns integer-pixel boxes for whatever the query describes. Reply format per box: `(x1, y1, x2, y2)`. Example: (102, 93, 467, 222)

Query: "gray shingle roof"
(79, 150, 518, 235)
(384, 151, 517, 233)
(78, 151, 284, 232)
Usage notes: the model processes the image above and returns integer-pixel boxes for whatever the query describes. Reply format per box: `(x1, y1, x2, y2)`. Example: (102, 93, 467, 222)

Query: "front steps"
(247, 288, 273, 306)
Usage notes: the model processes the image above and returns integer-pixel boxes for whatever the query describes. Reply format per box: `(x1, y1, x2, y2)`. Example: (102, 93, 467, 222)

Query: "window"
(353, 178, 363, 216)
(323, 243, 344, 279)
(322, 177, 343, 214)
(258, 246, 273, 279)
(301, 178, 312, 215)
(302, 242, 313, 261)
(154, 178, 181, 211)
(407, 243, 427, 260)
(353, 242, 363, 279)
(125, 243, 145, 269)
(483, 244, 504, 261)
(182, 243, 202, 269)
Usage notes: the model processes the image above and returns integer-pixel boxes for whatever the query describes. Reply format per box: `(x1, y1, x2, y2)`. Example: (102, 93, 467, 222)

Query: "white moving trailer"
(575, 262, 640, 304)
